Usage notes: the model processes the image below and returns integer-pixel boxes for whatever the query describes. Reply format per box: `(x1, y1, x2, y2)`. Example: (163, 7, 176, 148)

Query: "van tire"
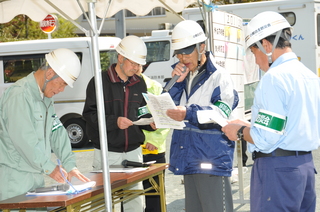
(64, 118, 88, 148)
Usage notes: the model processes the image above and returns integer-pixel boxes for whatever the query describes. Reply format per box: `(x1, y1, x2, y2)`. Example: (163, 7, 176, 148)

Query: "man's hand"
(49, 165, 68, 183)
(166, 106, 186, 121)
(145, 142, 158, 151)
(221, 119, 251, 141)
(117, 117, 133, 129)
(172, 63, 189, 83)
(221, 120, 253, 144)
(221, 124, 243, 141)
(67, 169, 91, 182)
(150, 122, 157, 130)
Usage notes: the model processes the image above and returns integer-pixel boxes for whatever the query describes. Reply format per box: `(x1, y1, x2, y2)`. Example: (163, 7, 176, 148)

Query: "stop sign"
(40, 14, 58, 33)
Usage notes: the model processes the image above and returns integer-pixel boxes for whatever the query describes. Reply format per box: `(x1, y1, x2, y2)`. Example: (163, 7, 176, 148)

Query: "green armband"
(254, 109, 287, 135)
(137, 105, 149, 118)
(213, 101, 231, 118)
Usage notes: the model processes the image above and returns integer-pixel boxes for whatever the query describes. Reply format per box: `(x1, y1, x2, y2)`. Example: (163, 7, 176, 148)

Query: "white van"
(0, 37, 121, 148)
(141, 30, 179, 87)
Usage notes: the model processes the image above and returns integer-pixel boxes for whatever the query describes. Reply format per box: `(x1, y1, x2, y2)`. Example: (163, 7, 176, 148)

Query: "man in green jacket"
(0, 48, 90, 203)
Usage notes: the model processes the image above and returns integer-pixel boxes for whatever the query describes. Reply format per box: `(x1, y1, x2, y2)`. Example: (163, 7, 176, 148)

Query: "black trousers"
(143, 153, 166, 212)
(242, 140, 248, 166)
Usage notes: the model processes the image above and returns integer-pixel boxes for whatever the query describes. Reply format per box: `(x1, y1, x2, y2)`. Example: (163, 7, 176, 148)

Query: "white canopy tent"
(0, 0, 198, 210)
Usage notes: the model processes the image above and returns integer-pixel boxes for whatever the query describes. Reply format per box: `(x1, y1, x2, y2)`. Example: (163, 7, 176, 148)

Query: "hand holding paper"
(132, 117, 154, 125)
(166, 106, 187, 122)
(142, 92, 185, 129)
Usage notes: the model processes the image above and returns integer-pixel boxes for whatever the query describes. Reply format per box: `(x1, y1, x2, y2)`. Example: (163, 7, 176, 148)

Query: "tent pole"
(87, 1, 113, 211)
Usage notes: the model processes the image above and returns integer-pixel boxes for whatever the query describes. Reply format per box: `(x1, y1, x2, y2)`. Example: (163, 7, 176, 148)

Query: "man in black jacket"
(83, 35, 155, 212)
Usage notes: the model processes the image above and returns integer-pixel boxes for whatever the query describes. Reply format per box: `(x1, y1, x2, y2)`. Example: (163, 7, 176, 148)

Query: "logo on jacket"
(52, 114, 63, 132)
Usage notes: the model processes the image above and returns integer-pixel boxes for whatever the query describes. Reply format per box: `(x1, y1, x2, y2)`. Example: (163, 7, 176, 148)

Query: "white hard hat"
(245, 11, 291, 49)
(116, 35, 147, 65)
(171, 20, 207, 51)
(45, 48, 81, 88)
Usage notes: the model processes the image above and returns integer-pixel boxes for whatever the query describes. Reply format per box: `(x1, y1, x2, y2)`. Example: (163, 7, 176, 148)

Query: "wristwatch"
(237, 126, 246, 142)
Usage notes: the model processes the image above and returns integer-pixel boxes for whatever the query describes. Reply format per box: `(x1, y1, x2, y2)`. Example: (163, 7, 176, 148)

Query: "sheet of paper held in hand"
(197, 110, 228, 127)
(142, 92, 186, 129)
(132, 117, 154, 125)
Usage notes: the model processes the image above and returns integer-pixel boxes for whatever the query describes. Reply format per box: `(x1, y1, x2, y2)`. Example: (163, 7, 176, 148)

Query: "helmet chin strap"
(196, 43, 206, 65)
(41, 63, 59, 93)
(196, 43, 201, 62)
(255, 30, 282, 66)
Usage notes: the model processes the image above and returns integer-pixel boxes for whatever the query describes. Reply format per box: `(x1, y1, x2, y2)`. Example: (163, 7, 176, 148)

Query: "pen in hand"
(57, 159, 79, 193)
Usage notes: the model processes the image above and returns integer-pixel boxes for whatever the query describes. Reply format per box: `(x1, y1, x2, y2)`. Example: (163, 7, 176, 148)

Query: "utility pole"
(115, 10, 126, 39)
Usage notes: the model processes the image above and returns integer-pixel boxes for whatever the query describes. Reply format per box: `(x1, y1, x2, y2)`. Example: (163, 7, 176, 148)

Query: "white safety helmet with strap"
(116, 35, 147, 65)
(45, 48, 81, 88)
(245, 11, 291, 63)
(172, 20, 207, 61)
(172, 20, 207, 51)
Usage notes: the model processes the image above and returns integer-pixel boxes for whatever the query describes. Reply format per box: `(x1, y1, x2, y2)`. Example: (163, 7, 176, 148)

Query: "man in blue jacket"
(166, 20, 239, 212)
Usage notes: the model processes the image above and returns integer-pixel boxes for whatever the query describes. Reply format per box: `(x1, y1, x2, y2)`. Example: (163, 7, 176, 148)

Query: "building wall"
(75, 10, 182, 37)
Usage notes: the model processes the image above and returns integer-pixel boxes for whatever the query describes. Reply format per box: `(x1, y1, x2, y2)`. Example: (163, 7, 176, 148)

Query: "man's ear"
(262, 39, 272, 53)
(200, 43, 206, 54)
(45, 68, 55, 80)
(118, 54, 124, 64)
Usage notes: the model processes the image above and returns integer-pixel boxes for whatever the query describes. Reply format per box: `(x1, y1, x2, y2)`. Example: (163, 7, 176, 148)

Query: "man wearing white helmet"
(0, 48, 90, 203)
(222, 11, 320, 211)
(83, 35, 155, 212)
(165, 20, 239, 212)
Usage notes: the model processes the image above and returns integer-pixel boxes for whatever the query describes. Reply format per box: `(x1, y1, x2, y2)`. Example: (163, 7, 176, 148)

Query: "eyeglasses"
(126, 58, 141, 68)
(57, 159, 79, 194)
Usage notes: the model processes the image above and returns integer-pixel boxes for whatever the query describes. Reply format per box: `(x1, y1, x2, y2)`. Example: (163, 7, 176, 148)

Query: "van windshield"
(3, 54, 44, 83)
(143, 40, 171, 72)
(2, 53, 83, 83)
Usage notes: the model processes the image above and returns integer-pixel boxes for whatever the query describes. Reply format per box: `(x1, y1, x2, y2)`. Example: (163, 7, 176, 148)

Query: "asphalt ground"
(46, 129, 320, 212)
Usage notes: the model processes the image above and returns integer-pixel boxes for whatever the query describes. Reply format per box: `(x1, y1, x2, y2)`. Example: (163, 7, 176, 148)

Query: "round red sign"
(40, 14, 58, 33)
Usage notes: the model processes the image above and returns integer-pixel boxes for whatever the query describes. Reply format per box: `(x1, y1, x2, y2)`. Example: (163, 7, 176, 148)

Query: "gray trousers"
(93, 147, 144, 212)
(184, 174, 233, 212)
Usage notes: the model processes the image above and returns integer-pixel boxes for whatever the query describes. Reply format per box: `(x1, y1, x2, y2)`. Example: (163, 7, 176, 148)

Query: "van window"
(280, 12, 296, 26)
(100, 50, 118, 71)
(145, 41, 171, 63)
(2, 53, 83, 83)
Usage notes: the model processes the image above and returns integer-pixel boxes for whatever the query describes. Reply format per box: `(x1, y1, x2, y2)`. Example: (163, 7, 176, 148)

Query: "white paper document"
(132, 117, 154, 125)
(142, 92, 186, 129)
(26, 181, 96, 196)
(197, 110, 228, 127)
(91, 167, 148, 173)
(109, 167, 148, 172)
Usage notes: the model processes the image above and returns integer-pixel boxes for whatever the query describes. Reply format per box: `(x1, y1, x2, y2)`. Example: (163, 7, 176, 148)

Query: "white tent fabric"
(0, 0, 196, 23)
